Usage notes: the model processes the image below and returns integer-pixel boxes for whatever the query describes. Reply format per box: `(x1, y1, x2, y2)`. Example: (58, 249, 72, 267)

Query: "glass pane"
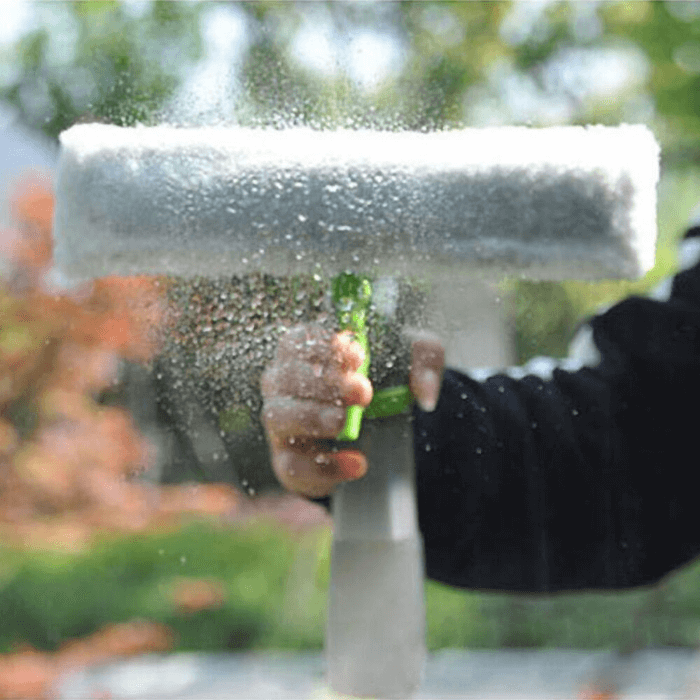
(1, 2, 699, 698)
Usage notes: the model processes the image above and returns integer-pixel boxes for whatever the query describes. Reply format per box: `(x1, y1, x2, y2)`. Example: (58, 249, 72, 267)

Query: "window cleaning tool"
(52, 124, 659, 699)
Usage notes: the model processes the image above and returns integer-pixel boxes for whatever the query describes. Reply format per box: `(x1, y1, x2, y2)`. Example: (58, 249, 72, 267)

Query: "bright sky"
(0, 0, 652, 129)
(0, 0, 35, 47)
(289, 9, 405, 91)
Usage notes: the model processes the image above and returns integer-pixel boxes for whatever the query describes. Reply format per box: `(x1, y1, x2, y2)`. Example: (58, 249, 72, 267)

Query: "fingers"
(276, 326, 364, 372)
(261, 360, 372, 408)
(408, 331, 445, 412)
(271, 442, 367, 499)
(262, 326, 372, 407)
(261, 324, 373, 498)
(262, 397, 347, 439)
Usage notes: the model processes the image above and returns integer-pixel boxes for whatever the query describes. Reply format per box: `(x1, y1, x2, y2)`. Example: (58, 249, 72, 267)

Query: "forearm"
(416, 295, 700, 592)
(415, 365, 624, 592)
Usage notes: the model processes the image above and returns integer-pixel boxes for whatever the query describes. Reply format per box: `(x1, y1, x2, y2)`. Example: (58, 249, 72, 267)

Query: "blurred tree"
(1, 1, 204, 139)
(0, 176, 244, 547)
(601, 0, 700, 164)
(395, 2, 512, 128)
(2, 1, 699, 153)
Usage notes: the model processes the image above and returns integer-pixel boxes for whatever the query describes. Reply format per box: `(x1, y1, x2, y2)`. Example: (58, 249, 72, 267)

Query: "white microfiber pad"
(53, 124, 659, 282)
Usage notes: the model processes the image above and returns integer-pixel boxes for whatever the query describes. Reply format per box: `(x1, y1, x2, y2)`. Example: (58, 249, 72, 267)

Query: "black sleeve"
(415, 232, 700, 593)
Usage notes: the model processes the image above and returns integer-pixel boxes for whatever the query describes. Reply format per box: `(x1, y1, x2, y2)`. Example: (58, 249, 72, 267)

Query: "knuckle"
(261, 406, 277, 431)
(260, 368, 277, 396)
(320, 405, 346, 432)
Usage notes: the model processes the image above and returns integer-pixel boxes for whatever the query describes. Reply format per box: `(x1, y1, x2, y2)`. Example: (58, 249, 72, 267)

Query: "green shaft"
(332, 273, 413, 441)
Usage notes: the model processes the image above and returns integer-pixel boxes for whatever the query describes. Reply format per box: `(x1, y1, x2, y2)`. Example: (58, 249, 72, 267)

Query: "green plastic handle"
(332, 273, 414, 441)
(366, 385, 414, 420)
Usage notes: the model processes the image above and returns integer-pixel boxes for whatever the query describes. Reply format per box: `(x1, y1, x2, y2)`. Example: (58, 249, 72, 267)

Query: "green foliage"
(0, 520, 299, 653)
(1, 1, 204, 139)
(2, 521, 700, 653)
(514, 3, 572, 72)
(425, 581, 484, 650)
(602, 1, 700, 140)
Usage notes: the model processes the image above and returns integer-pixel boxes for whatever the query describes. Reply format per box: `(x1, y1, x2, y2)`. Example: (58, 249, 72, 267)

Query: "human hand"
(261, 325, 444, 498)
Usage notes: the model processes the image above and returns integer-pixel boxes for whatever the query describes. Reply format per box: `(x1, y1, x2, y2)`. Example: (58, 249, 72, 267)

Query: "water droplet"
(475, 447, 483, 455)
(531, 422, 538, 429)
(158, 549, 165, 556)
(460, 393, 467, 400)
(480, 407, 487, 413)
(498, 386, 505, 393)
(180, 556, 186, 564)
(424, 443, 431, 452)
(287, 468, 296, 476)
(247, 487, 256, 496)
(385, 360, 394, 368)
(242, 257, 249, 264)
(297, 214, 307, 222)
(571, 408, 579, 416)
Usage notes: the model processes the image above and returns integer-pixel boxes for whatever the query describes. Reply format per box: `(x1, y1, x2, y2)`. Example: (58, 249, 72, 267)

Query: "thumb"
(408, 331, 445, 412)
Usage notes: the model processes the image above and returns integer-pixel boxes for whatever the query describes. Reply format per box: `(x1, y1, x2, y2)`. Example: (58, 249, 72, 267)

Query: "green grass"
(2, 518, 700, 655)
(0, 519, 304, 653)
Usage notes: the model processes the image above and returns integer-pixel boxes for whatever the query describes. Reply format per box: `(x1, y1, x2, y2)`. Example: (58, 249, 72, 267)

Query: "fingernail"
(417, 368, 440, 412)
(333, 451, 367, 480)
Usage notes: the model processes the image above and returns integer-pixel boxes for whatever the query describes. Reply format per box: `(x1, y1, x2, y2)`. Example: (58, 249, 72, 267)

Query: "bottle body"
(326, 414, 426, 698)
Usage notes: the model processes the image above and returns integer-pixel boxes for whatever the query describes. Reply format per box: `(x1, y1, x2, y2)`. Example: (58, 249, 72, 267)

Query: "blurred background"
(2, 1, 700, 698)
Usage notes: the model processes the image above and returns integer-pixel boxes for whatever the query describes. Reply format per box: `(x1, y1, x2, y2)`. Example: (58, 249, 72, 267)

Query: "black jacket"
(414, 225, 700, 593)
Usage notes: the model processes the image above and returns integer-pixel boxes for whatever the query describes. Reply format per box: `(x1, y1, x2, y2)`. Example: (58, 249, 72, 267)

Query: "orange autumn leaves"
(0, 176, 241, 547)
(169, 577, 227, 615)
(4, 176, 165, 363)
(0, 175, 241, 697)
(1, 174, 53, 284)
